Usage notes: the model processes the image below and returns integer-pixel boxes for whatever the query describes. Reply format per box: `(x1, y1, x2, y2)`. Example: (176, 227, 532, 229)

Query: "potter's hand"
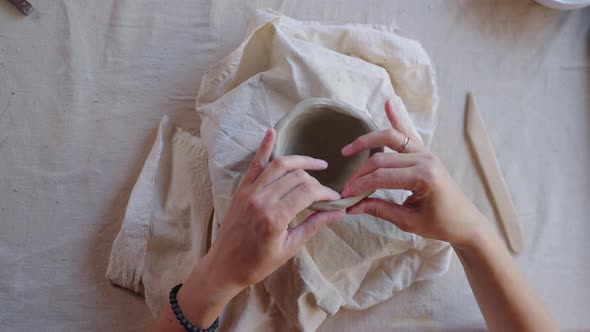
(151, 111, 557, 332)
(339, 102, 558, 332)
(341, 101, 482, 247)
(209, 128, 344, 289)
(148, 128, 345, 331)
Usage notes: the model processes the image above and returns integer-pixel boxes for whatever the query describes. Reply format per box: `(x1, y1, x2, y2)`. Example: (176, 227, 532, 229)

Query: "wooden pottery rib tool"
(6, 0, 35, 16)
(465, 93, 524, 254)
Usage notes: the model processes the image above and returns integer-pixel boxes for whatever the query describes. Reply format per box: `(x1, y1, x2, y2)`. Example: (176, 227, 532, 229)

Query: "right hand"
(341, 101, 485, 247)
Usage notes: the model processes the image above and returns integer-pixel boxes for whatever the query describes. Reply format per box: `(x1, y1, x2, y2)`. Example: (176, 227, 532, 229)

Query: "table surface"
(0, 1, 588, 331)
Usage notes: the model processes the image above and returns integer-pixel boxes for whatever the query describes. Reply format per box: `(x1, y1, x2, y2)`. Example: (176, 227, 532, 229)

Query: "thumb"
(287, 210, 345, 249)
(347, 198, 413, 231)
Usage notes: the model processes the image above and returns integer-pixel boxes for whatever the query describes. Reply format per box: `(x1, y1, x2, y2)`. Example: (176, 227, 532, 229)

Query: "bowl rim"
(272, 97, 383, 211)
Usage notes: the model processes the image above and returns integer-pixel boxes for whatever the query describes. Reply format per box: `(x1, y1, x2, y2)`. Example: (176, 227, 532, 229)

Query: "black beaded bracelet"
(169, 283, 220, 332)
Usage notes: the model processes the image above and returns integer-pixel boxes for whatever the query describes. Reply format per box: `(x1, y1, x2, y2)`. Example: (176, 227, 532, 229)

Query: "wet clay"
(273, 98, 382, 211)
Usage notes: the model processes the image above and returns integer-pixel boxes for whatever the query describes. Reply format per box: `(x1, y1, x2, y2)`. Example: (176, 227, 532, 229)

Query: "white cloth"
(107, 10, 451, 331)
(196, 10, 450, 331)
(107, 114, 213, 313)
(1, 1, 589, 331)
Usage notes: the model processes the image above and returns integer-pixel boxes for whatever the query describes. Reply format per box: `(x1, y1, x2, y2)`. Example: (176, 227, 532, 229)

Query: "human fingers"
(276, 180, 341, 225)
(346, 198, 413, 231)
(341, 166, 422, 197)
(341, 127, 424, 158)
(343, 152, 441, 197)
(261, 169, 338, 202)
(286, 210, 345, 251)
(345, 152, 418, 186)
(384, 100, 423, 145)
(241, 128, 277, 185)
(254, 155, 328, 188)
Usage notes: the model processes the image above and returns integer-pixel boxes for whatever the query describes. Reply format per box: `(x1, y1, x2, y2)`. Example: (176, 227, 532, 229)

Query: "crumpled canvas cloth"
(106, 113, 213, 309)
(107, 9, 451, 331)
(197, 10, 451, 330)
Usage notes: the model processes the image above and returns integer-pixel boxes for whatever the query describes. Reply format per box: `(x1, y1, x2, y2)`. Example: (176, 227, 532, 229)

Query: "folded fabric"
(196, 9, 451, 331)
(107, 9, 451, 332)
(106, 114, 213, 315)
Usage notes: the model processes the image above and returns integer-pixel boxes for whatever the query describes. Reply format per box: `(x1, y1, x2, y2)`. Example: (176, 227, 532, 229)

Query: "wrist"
(449, 213, 493, 252)
(176, 254, 244, 328)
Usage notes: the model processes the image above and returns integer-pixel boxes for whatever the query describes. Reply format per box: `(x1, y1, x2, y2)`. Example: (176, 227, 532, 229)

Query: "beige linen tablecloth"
(0, 1, 588, 330)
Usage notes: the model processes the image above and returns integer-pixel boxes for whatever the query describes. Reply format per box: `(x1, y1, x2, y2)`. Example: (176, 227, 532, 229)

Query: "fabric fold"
(108, 9, 451, 331)
(196, 9, 451, 331)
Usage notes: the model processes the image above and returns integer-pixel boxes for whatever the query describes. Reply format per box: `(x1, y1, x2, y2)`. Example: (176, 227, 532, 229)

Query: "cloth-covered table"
(0, 0, 588, 330)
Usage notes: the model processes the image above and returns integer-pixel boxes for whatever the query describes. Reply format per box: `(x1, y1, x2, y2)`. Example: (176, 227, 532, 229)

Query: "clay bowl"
(272, 98, 383, 211)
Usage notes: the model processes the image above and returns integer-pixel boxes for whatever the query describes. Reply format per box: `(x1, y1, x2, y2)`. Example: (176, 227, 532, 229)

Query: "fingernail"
(341, 184, 349, 195)
(263, 128, 271, 140)
(341, 186, 352, 197)
(331, 190, 342, 200)
(316, 159, 328, 168)
(341, 144, 352, 155)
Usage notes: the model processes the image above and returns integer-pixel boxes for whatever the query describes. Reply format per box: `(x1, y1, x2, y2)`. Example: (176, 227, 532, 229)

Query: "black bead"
(169, 283, 219, 331)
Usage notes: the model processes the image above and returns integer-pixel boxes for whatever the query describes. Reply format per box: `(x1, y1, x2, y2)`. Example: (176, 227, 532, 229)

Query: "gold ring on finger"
(397, 136, 410, 153)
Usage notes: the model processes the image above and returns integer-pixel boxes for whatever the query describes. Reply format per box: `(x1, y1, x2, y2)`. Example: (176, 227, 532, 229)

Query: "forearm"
(147, 254, 242, 332)
(453, 220, 557, 332)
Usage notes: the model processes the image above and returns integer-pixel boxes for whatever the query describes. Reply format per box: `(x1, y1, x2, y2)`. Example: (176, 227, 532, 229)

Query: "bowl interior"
(275, 105, 376, 193)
